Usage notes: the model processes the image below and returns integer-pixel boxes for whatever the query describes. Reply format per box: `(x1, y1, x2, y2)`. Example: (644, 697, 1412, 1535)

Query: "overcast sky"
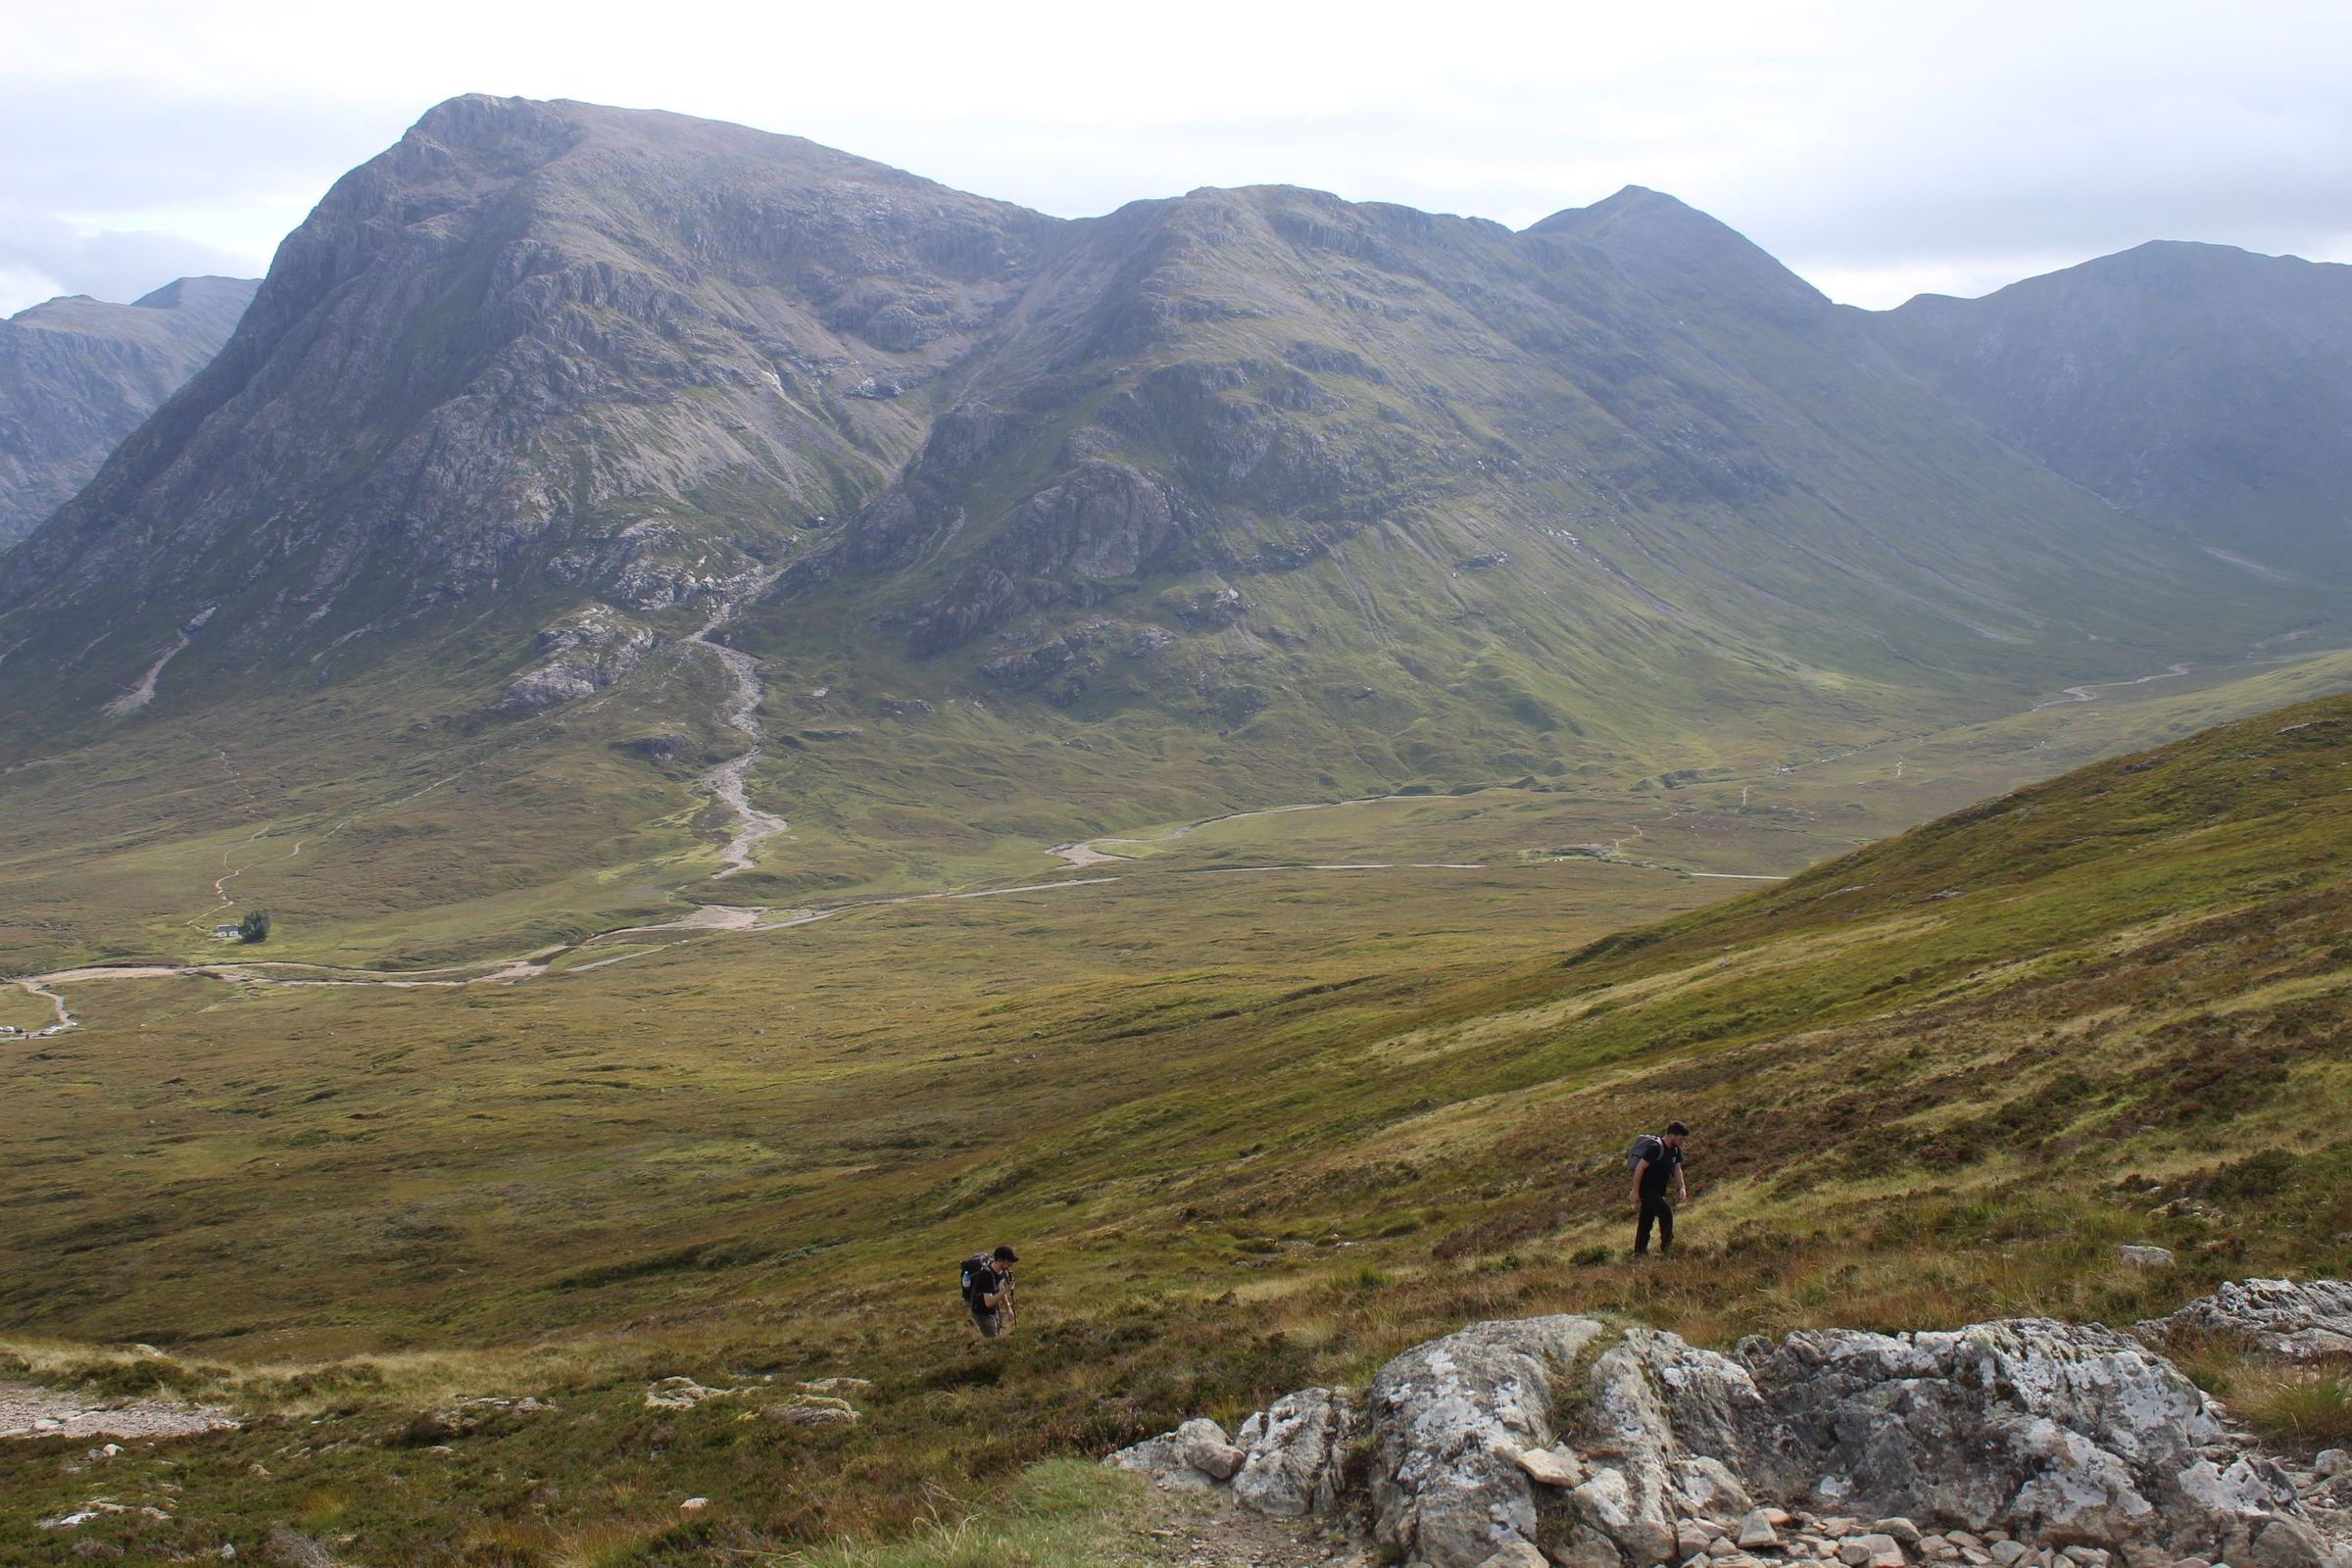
(5, 0, 2349, 318)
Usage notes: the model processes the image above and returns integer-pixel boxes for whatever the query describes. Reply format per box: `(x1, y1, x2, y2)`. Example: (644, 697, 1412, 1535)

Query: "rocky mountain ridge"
(1115, 1281, 2352, 1568)
(1880, 243, 2352, 573)
(1, 94, 2347, 874)
(0, 275, 257, 548)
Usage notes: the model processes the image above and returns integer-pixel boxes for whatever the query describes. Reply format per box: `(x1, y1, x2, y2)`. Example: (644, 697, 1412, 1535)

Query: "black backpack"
(959, 1253, 996, 1305)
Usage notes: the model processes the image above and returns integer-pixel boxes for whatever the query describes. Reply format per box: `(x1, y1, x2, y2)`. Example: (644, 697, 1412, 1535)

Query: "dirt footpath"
(1143, 1487, 1376, 1568)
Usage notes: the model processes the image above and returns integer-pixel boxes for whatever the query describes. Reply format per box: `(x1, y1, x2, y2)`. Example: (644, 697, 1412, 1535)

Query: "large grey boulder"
(1740, 1319, 2227, 1547)
(2135, 1280, 2352, 1362)
(1365, 1315, 1607, 1568)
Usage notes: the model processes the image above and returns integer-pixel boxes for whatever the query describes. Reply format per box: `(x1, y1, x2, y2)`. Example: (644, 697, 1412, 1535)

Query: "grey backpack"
(1625, 1134, 1664, 1172)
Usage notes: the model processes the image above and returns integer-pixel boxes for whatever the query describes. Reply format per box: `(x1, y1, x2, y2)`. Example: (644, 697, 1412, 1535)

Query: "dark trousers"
(1635, 1195, 1675, 1254)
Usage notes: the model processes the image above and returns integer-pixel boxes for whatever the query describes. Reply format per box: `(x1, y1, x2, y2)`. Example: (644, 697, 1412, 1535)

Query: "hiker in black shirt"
(1630, 1121, 1690, 1256)
(961, 1245, 1018, 1338)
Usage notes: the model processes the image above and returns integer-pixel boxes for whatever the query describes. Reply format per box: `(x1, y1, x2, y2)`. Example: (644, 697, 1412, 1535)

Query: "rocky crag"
(3, 93, 2346, 762)
(0, 276, 256, 548)
(1114, 1283, 2352, 1568)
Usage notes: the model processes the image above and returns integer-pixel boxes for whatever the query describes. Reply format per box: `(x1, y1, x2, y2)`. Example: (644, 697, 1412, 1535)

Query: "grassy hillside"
(3, 687, 2349, 1562)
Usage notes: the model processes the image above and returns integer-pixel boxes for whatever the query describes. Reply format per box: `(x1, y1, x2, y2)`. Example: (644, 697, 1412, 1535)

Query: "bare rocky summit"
(0, 276, 256, 548)
(1113, 1292, 2352, 1568)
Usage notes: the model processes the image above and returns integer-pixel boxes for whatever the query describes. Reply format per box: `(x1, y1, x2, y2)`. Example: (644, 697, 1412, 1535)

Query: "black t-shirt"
(968, 1259, 1006, 1308)
(1638, 1140, 1683, 1200)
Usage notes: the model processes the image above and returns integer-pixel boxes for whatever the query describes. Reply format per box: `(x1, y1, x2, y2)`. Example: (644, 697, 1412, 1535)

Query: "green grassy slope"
(2, 688, 2348, 1561)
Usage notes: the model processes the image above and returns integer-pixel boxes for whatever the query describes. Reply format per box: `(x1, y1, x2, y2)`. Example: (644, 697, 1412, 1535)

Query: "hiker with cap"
(1628, 1121, 1690, 1256)
(959, 1245, 1018, 1338)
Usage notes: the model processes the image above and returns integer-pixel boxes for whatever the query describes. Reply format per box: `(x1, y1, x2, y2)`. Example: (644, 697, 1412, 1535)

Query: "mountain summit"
(0, 95, 2343, 884)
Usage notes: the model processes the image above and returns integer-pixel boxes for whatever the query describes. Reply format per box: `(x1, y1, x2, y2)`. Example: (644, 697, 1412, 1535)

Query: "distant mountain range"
(0, 276, 258, 549)
(0, 95, 2343, 867)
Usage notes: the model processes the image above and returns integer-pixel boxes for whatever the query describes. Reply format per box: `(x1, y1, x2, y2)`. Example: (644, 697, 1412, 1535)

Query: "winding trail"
(12, 978, 75, 1032)
(2033, 662, 2194, 710)
(687, 576, 790, 878)
(1047, 795, 1394, 867)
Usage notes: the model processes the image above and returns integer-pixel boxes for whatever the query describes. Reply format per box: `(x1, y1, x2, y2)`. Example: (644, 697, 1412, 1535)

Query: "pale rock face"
(1744, 1319, 2221, 1545)
(1233, 1388, 1357, 1515)
(2135, 1280, 2352, 1361)
(1365, 1315, 1606, 1568)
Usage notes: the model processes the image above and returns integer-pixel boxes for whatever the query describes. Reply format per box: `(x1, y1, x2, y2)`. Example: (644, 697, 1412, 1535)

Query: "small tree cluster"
(238, 909, 271, 944)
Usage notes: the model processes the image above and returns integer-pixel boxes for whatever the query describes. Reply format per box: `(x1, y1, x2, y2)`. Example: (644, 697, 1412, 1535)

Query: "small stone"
(1946, 1538, 1984, 1553)
(2248, 1518, 2327, 1568)
(1474, 1545, 1549, 1568)
(1713, 1540, 1741, 1558)
(1825, 1522, 1862, 1541)
(1860, 1534, 1906, 1568)
(2315, 1448, 2349, 1477)
(2119, 1245, 2175, 1268)
(1841, 1545, 1876, 1566)
(2171, 1558, 2213, 1568)
(1878, 1522, 1925, 1549)
(1962, 1551, 1993, 1566)
(2062, 1550, 2110, 1568)
(1991, 1544, 2030, 1567)
(1187, 1441, 1245, 1482)
(1741, 1511, 1784, 1551)
(1762, 1511, 1794, 1528)
(1515, 1446, 1582, 1487)
(1921, 1542, 1958, 1562)
(679, 1496, 710, 1512)
(1682, 1524, 1718, 1558)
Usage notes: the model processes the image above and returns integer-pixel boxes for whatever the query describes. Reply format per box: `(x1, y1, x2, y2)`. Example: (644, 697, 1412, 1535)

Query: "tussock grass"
(783, 1462, 1160, 1568)
(2233, 1366, 2352, 1446)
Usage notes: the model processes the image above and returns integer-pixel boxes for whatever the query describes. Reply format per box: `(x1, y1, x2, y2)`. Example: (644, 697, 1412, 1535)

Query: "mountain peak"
(1522, 184, 1827, 317)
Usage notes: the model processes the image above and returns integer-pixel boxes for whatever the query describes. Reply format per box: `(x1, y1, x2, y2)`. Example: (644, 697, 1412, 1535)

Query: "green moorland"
(3, 679, 2351, 1563)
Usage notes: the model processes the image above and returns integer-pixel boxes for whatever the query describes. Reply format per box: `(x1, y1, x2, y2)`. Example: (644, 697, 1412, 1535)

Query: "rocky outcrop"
(2135, 1280, 2352, 1362)
(1110, 1295, 2352, 1568)
(496, 606, 655, 710)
